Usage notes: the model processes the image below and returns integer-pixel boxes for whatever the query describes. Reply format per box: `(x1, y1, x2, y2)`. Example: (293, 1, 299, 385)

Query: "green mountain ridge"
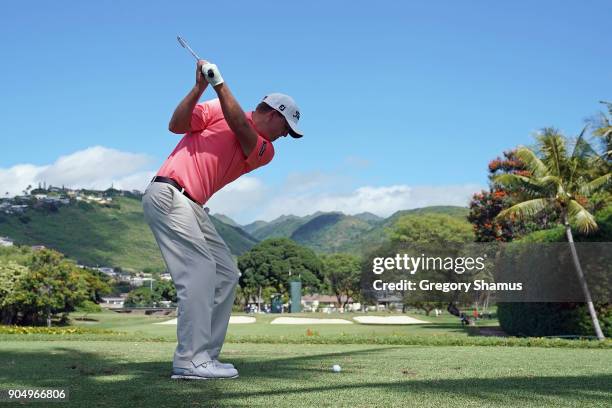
(289, 206, 471, 254)
(0, 195, 471, 268)
(211, 213, 240, 227)
(0, 197, 259, 271)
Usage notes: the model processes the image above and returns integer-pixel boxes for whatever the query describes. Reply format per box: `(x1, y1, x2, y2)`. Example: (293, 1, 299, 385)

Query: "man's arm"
(212, 82, 258, 157)
(168, 61, 209, 134)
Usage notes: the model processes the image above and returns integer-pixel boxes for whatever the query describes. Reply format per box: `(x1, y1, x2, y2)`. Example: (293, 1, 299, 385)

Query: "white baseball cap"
(262, 93, 303, 138)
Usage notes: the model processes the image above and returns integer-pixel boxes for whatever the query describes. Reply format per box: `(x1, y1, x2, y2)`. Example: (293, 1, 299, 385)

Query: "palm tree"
(592, 101, 612, 163)
(494, 128, 611, 340)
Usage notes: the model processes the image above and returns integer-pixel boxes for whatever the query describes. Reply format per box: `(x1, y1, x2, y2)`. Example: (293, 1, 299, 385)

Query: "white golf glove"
(201, 63, 224, 87)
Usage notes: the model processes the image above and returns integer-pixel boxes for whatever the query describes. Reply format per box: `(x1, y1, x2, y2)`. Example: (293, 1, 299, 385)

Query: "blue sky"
(1, 1, 610, 222)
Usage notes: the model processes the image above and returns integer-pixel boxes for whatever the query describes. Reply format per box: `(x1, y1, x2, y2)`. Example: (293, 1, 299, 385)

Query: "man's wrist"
(194, 83, 207, 95)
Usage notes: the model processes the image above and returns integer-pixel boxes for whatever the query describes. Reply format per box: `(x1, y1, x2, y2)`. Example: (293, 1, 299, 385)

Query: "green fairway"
(0, 341, 610, 407)
(70, 310, 494, 341)
(2, 312, 610, 407)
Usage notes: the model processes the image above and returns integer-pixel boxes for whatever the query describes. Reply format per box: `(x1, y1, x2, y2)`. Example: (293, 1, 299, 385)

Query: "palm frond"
(577, 173, 612, 196)
(571, 126, 597, 159)
(514, 147, 548, 177)
(538, 175, 562, 189)
(537, 129, 567, 177)
(600, 100, 612, 116)
(492, 174, 551, 197)
(496, 198, 551, 222)
(593, 126, 612, 138)
(567, 200, 598, 234)
(568, 127, 598, 186)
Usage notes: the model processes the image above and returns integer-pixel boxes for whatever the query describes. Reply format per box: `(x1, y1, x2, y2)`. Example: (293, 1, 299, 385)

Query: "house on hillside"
(96, 267, 116, 277)
(9, 204, 28, 214)
(130, 277, 154, 287)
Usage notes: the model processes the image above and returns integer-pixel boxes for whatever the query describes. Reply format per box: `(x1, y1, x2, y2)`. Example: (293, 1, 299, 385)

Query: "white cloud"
(1, 149, 484, 224)
(206, 177, 268, 217)
(0, 146, 155, 195)
(206, 172, 483, 224)
(255, 183, 483, 221)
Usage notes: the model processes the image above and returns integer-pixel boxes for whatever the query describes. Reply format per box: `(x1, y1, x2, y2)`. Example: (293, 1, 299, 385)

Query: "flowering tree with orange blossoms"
(468, 150, 558, 242)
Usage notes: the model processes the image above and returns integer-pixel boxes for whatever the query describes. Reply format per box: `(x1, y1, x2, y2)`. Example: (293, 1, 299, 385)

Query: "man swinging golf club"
(142, 49, 303, 380)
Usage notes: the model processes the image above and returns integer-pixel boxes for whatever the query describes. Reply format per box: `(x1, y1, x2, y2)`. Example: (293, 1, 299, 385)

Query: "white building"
(100, 297, 126, 309)
(301, 294, 361, 313)
(0, 237, 14, 247)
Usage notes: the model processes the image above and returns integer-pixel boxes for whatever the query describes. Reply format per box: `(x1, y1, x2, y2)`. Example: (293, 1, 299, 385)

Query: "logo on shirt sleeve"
(259, 141, 267, 157)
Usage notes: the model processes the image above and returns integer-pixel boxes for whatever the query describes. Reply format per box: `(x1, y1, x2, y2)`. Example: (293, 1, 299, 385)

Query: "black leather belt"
(152, 176, 201, 205)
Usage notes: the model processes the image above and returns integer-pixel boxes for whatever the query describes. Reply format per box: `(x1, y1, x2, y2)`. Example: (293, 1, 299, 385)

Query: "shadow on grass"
(417, 323, 470, 333)
(0, 346, 609, 407)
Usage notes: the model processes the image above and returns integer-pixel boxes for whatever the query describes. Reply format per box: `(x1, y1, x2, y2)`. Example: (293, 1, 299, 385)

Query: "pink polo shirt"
(156, 98, 274, 205)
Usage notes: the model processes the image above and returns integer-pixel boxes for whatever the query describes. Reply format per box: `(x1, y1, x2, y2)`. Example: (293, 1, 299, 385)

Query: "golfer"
(142, 59, 303, 380)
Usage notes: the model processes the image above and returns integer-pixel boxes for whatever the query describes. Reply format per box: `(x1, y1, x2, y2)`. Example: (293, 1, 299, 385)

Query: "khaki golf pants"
(142, 181, 239, 368)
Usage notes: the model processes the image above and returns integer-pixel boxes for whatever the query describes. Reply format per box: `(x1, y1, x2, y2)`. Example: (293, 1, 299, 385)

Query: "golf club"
(177, 35, 215, 78)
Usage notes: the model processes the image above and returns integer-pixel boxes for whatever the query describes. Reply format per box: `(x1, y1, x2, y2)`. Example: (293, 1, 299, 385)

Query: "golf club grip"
(200, 66, 215, 79)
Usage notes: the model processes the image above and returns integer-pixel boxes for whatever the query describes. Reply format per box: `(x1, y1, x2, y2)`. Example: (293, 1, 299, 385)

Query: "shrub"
(498, 302, 612, 337)
(18, 215, 31, 224)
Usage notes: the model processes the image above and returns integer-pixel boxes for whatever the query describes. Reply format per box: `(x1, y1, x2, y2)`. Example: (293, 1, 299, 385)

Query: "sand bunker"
(156, 316, 256, 325)
(353, 316, 429, 325)
(270, 317, 352, 325)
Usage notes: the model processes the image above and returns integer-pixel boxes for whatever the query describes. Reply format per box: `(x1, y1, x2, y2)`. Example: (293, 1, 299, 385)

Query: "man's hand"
(200, 61, 224, 88)
(195, 60, 209, 92)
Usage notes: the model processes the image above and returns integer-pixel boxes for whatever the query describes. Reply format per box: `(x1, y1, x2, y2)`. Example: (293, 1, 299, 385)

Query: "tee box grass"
(0, 311, 611, 407)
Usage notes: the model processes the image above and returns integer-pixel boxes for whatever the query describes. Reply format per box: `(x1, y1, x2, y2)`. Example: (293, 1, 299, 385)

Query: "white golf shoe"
(171, 361, 239, 380)
(213, 359, 235, 369)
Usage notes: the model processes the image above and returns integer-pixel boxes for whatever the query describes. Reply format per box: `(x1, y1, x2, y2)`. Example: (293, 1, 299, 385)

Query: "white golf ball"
(332, 364, 341, 372)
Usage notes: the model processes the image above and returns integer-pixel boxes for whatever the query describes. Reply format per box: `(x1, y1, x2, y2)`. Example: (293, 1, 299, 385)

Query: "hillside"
(290, 206, 470, 254)
(249, 214, 318, 240)
(0, 197, 259, 271)
(209, 217, 260, 254)
(384, 206, 470, 226)
(242, 220, 268, 234)
(352, 206, 471, 252)
(244, 206, 471, 255)
(212, 213, 240, 227)
(353, 212, 383, 224)
(290, 212, 374, 253)
(0, 197, 472, 267)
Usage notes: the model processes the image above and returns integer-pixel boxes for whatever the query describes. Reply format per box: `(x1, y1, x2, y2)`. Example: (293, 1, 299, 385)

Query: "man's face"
(266, 110, 291, 142)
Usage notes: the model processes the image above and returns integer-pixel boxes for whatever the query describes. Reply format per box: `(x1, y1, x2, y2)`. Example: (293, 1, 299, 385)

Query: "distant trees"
(237, 238, 323, 310)
(320, 253, 362, 309)
(124, 279, 177, 307)
(387, 213, 477, 314)
(0, 247, 111, 326)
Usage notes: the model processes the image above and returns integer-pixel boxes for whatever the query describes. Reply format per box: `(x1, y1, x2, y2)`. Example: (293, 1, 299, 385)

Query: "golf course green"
(1, 311, 610, 407)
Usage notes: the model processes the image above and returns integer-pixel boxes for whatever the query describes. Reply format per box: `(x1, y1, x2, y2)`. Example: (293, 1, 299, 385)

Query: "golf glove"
(201, 63, 224, 87)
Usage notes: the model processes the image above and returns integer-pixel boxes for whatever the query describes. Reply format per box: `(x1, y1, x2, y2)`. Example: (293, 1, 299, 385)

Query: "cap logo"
(293, 111, 300, 120)
(278, 104, 286, 111)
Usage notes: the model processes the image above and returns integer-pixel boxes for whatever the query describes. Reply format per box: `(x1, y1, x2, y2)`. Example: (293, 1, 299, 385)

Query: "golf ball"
(332, 364, 341, 372)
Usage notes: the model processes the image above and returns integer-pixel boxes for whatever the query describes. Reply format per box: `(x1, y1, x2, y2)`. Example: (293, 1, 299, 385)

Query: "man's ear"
(265, 110, 277, 121)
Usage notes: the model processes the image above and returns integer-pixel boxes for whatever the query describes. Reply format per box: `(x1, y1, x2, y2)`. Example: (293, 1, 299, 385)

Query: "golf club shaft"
(177, 35, 215, 80)
(177, 36, 201, 61)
